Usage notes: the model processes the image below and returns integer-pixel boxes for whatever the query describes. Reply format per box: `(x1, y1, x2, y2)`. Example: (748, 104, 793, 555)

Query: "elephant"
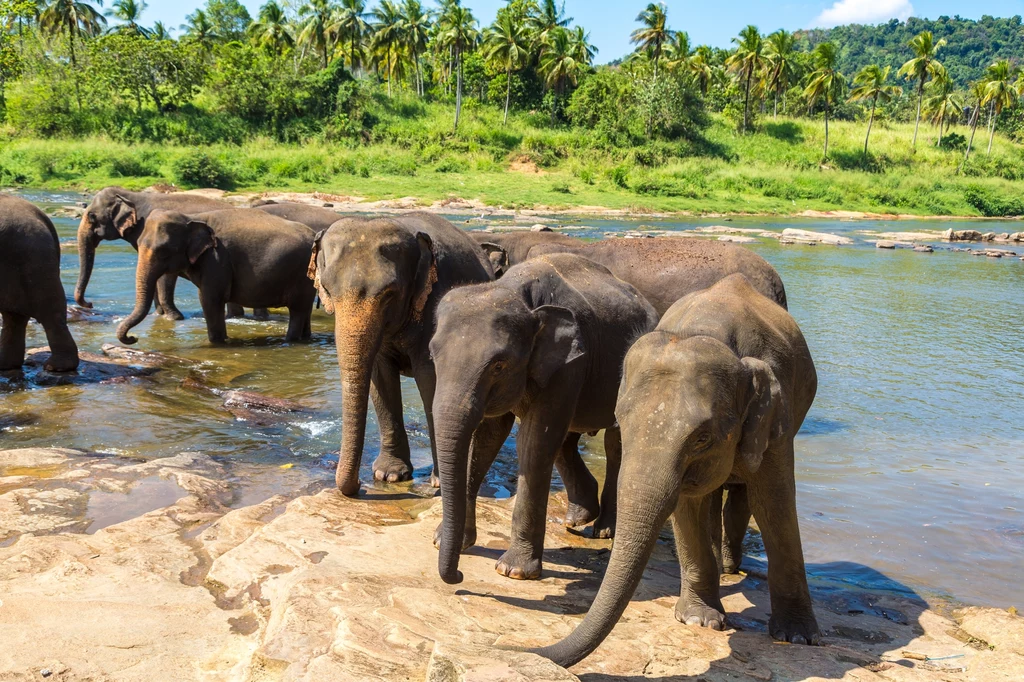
(76, 187, 235, 320)
(116, 208, 316, 345)
(308, 212, 495, 497)
(429, 254, 659, 584)
(253, 202, 343, 232)
(468, 230, 583, 277)
(533, 274, 820, 669)
(0, 196, 79, 372)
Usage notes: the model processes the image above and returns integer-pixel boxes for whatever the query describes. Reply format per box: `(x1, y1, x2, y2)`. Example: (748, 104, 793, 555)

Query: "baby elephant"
(0, 196, 79, 372)
(535, 274, 819, 668)
(429, 254, 658, 584)
(116, 209, 316, 345)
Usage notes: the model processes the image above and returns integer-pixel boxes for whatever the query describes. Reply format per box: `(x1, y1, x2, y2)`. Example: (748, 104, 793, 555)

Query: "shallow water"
(1, 190, 1022, 609)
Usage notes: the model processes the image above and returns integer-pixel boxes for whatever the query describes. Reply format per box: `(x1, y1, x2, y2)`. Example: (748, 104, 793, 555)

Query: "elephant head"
(115, 210, 217, 345)
(533, 333, 787, 668)
(428, 286, 585, 584)
(76, 188, 142, 308)
(309, 218, 439, 497)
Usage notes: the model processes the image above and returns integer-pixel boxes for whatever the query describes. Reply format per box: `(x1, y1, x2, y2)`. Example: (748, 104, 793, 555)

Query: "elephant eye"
(692, 433, 713, 451)
(492, 361, 506, 373)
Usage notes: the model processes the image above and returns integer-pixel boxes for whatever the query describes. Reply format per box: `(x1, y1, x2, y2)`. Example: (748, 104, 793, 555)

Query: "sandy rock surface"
(2, 448, 1023, 681)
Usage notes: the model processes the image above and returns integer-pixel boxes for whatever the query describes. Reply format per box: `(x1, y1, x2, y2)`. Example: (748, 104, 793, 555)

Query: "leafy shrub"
(939, 133, 967, 151)
(173, 150, 232, 189)
(435, 157, 469, 173)
(963, 184, 1024, 217)
(608, 163, 630, 189)
(551, 181, 572, 194)
(110, 154, 158, 177)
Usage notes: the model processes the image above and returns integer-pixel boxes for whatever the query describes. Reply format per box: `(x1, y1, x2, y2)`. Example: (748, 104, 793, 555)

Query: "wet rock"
(717, 235, 757, 243)
(876, 240, 897, 249)
(0, 448, 82, 471)
(221, 390, 309, 415)
(531, 224, 553, 232)
(66, 306, 110, 323)
(427, 643, 579, 682)
(944, 229, 984, 242)
(780, 228, 853, 245)
(694, 226, 766, 236)
(982, 232, 997, 241)
(914, 245, 934, 253)
(100, 343, 186, 367)
(956, 607, 1024, 656)
(12, 349, 161, 387)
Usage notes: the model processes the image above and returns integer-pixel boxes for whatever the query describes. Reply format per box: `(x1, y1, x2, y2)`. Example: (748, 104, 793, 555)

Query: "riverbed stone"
(780, 228, 854, 245)
(426, 643, 579, 682)
(914, 245, 934, 253)
(876, 240, 897, 249)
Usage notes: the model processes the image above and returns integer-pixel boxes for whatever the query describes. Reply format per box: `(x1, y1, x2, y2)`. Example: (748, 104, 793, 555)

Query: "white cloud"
(811, 0, 914, 28)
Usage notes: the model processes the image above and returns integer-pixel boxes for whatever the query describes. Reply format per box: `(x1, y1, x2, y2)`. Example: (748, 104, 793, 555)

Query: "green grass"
(2, 103, 1023, 217)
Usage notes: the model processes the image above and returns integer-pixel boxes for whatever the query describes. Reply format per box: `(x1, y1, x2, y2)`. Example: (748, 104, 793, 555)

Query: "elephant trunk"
(116, 253, 160, 345)
(432, 390, 485, 585)
(75, 216, 98, 308)
(532, 470, 681, 668)
(334, 299, 385, 497)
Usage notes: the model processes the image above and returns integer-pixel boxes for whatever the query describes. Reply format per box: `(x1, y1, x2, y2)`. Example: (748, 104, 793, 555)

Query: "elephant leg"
(588, 428, 621, 538)
(225, 303, 245, 319)
(0, 312, 28, 370)
(413, 363, 440, 488)
(672, 492, 727, 630)
(252, 308, 271, 321)
(722, 484, 751, 574)
(39, 309, 79, 372)
(434, 412, 515, 551)
(155, 274, 185, 321)
(555, 432, 600, 529)
(369, 356, 412, 483)
(496, 391, 576, 580)
(284, 303, 310, 342)
(709, 486, 724, 573)
(199, 289, 228, 344)
(747, 443, 820, 645)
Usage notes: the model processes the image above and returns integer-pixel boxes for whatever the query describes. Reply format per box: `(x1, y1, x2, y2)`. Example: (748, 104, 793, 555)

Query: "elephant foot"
(43, 353, 80, 373)
(371, 454, 413, 483)
(721, 551, 743, 575)
(564, 499, 599, 528)
(769, 611, 821, 645)
(0, 358, 22, 371)
(432, 522, 477, 551)
(675, 594, 727, 631)
(162, 309, 186, 321)
(587, 511, 615, 539)
(430, 469, 440, 488)
(252, 308, 271, 321)
(495, 548, 542, 581)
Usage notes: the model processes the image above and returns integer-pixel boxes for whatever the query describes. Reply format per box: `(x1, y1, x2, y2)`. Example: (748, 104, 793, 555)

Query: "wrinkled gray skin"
(468, 231, 583, 277)
(429, 254, 659, 584)
(309, 212, 495, 497)
(0, 196, 79, 372)
(254, 202, 343, 232)
(534, 274, 820, 668)
(116, 208, 316, 345)
(527, 236, 789, 561)
(75, 187, 252, 320)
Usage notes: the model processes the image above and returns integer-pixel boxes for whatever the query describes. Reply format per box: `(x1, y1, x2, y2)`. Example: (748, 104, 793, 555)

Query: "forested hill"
(798, 15, 1024, 86)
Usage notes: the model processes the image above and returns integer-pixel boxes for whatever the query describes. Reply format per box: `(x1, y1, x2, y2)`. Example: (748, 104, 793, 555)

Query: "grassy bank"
(3, 105, 1024, 217)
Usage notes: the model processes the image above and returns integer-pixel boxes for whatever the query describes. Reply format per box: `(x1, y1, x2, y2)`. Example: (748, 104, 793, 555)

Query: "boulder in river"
(876, 240, 897, 249)
(914, 245, 934, 253)
(779, 228, 853, 245)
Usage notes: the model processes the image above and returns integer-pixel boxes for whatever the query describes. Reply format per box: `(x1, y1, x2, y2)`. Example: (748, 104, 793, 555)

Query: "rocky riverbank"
(1, 447, 1022, 681)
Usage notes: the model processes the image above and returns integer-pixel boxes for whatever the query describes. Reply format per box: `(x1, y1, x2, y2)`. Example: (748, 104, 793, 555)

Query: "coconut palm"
(630, 2, 673, 82)
(106, 0, 149, 37)
(981, 58, 1020, 155)
(961, 80, 988, 171)
(725, 24, 763, 133)
(764, 29, 796, 118)
(150, 20, 171, 40)
(529, 0, 570, 43)
(664, 30, 690, 73)
(400, 0, 430, 96)
(688, 45, 714, 97)
(437, 3, 478, 130)
(848, 64, 902, 156)
(804, 41, 844, 158)
(923, 65, 961, 147)
(298, 0, 339, 69)
(370, 0, 402, 96)
(568, 25, 595, 66)
(38, 0, 106, 108)
(181, 8, 218, 55)
(538, 25, 582, 120)
(898, 30, 946, 150)
(336, 0, 367, 72)
(483, 11, 529, 124)
(249, 1, 293, 56)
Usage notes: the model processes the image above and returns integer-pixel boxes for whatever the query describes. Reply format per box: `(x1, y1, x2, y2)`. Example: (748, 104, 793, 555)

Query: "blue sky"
(144, 0, 1024, 63)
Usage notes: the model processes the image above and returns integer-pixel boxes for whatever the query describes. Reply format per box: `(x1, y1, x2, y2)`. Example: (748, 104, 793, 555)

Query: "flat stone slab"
(427, 643, 579, 682)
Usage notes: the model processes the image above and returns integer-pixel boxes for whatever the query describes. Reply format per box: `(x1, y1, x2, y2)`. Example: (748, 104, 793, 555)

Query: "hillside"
(799, 15, 1024, 87)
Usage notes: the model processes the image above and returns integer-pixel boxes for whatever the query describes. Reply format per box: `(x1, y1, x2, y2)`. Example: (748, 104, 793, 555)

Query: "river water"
(1, 189, 1022, 610)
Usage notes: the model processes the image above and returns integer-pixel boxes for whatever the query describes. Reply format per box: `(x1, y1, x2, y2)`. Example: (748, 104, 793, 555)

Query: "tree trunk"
(960, 106, 981, 173)
(912, 81, 923, 149)
(503, 65, 512, 125)
(987, 101, 996, 155)
(454, 49, 463, 130)
(774, 90, 778, 119)
(743, 70, 752, 133)
(386, 44, 392, 97)
(865, 95, 876, 156)
(69, 32, 82, 111)
(823, 102, 830, 158)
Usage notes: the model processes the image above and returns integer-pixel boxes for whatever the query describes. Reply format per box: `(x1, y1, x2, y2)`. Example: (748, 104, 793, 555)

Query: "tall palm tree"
(336, 0, 367, 72)
(961, 80, 988, 171)
(249, 1, 293, 56)
(848, 64, 902, 155)
(664, 30, 690, 73)
(105, 0, 148, 37)
(150, 20, 171, 40)
(484, 11, 529, 124)
(764, 29, 796, 118)
(400, 0, 430, 96)
(688, 45, 714, 97)
(804, 41, 843, 159)
(181, 8, 218, 55)
(898, 30, 946, 150)
(537, 25, 582, 104)
(923, 65, 961, 147)
(298, 0, 339, 69)
(725, 24, 763, 133)
(568, 25, 595, 67)
(528, 0, 570, 43)
(438, 3, 478, 130)
(38, 0, 106, 108)
(630, 2, 672, 82)
(370, 0, 402, 96)
(981, 59, 1020, 155)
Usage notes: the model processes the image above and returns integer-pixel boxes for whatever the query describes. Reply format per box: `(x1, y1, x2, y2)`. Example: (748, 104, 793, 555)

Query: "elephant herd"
(0, 187, 821, 667)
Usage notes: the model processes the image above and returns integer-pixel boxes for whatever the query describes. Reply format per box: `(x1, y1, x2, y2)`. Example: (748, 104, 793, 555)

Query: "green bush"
(173, 150, 232, 189)
(110, 154, 158, 177)
(551, 181, 572, 194)
(963, 184, 1024, 217)
(435, 157, 469, 173)
(608, 163, 630, 189)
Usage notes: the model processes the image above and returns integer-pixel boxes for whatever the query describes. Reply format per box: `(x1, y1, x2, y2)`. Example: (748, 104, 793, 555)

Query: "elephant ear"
(186, 220, 217, 264)
(479, 242, 509, 278)
(529, 305, 585, 388)
(307, 230, 336, 315)
(737, 357, 787, 473)
(410, 231, 437, 322)
(112, 196, 139, 238)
